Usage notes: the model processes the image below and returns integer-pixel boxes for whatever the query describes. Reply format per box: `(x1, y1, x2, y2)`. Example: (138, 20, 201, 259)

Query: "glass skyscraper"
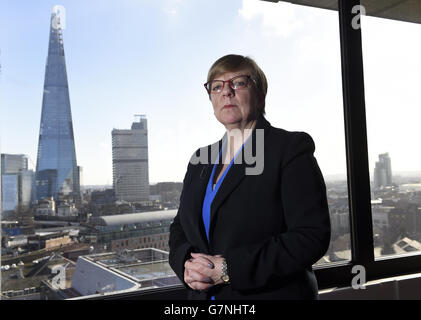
(373, 153, 393, 190)
(112, 116, 150, 203)
(1, 154, 34, 213)
(35, 9, 80, 206)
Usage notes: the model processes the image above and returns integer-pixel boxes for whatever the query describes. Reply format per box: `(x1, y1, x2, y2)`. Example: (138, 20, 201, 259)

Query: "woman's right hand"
(184, 254, 215, 291)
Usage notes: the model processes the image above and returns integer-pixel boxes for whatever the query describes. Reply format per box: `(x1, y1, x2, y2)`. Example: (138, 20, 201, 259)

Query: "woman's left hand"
(189, 253, 225, 285)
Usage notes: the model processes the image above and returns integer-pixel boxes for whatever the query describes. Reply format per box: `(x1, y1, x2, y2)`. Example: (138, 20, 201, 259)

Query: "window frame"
(65, 0, 421, 299)
(315, 0, 421, 289)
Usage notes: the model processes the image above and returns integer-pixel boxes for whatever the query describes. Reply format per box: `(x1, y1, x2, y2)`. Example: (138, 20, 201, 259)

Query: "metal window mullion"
(338, 0, 374, 266)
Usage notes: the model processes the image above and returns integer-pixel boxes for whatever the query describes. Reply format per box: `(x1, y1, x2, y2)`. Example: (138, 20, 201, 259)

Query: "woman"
(169, 54, 331, 300)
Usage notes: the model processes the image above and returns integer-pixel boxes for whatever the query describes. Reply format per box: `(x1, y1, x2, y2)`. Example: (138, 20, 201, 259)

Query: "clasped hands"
(184, 253, 225, 291)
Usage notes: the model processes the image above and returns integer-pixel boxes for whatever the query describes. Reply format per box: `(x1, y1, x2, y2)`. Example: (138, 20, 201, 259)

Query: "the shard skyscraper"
(35, 8, 81, 207)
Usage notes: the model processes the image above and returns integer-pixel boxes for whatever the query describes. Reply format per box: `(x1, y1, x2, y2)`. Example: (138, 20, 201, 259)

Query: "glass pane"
(361, 4, 421, 259)
(1, 0, 348, 300)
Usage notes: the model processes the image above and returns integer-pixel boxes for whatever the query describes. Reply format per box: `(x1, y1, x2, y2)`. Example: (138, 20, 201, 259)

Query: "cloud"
(238, 0, 303, 37)
(162, 0, 184, 18)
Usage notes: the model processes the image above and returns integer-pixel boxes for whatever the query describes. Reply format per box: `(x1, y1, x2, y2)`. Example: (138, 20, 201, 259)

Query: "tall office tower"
(1, 153, 34, 214)
(112, 116, 150, 203)
(1, 154, 28, 173)
(35, 8, 81, 208)
(1, 174, 18, 213)
(374, 153, 393, 189)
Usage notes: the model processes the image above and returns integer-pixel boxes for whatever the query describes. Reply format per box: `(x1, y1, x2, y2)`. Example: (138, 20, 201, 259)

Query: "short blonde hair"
(207, 54, 268, 115)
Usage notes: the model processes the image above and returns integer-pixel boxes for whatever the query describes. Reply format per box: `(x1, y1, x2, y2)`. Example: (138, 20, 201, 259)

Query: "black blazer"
(169, 115, 331, 300)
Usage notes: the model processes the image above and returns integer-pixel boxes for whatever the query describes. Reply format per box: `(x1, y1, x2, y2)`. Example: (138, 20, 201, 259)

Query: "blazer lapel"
(208, 115, 271, 240)
(191, 139, 224, 250)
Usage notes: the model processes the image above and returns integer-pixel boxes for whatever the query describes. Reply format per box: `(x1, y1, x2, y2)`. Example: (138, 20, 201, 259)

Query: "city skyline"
(1, 1, 421, 186)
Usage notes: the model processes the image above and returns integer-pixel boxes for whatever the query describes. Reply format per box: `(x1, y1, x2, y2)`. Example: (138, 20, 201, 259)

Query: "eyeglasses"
(204, 75, 255, 94)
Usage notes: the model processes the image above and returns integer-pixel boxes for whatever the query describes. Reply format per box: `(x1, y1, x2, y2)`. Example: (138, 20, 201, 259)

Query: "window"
(0, 0, 350, 300)
(361, 10, 421, 259)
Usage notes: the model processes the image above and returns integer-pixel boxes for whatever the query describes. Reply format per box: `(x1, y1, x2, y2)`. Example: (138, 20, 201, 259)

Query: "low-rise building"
(35, 197, 56, 216)
(41, 248, 180, 299)
(81, 209, 177, 253)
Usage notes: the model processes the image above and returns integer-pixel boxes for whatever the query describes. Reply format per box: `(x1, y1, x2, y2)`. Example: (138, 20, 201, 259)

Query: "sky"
(0, 0, 420, 186)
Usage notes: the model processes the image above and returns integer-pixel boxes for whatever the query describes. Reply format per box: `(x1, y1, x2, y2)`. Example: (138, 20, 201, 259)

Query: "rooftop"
(89, 209, 177, 227)
(67, 248, 180, 299)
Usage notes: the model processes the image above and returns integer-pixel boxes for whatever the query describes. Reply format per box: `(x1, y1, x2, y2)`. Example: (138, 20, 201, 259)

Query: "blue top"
(201, 135, 251, 300)
(202, 136, 250, 241)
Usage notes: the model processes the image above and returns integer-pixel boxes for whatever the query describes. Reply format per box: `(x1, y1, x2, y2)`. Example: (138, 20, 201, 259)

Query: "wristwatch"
(220, 258, 230, 284)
